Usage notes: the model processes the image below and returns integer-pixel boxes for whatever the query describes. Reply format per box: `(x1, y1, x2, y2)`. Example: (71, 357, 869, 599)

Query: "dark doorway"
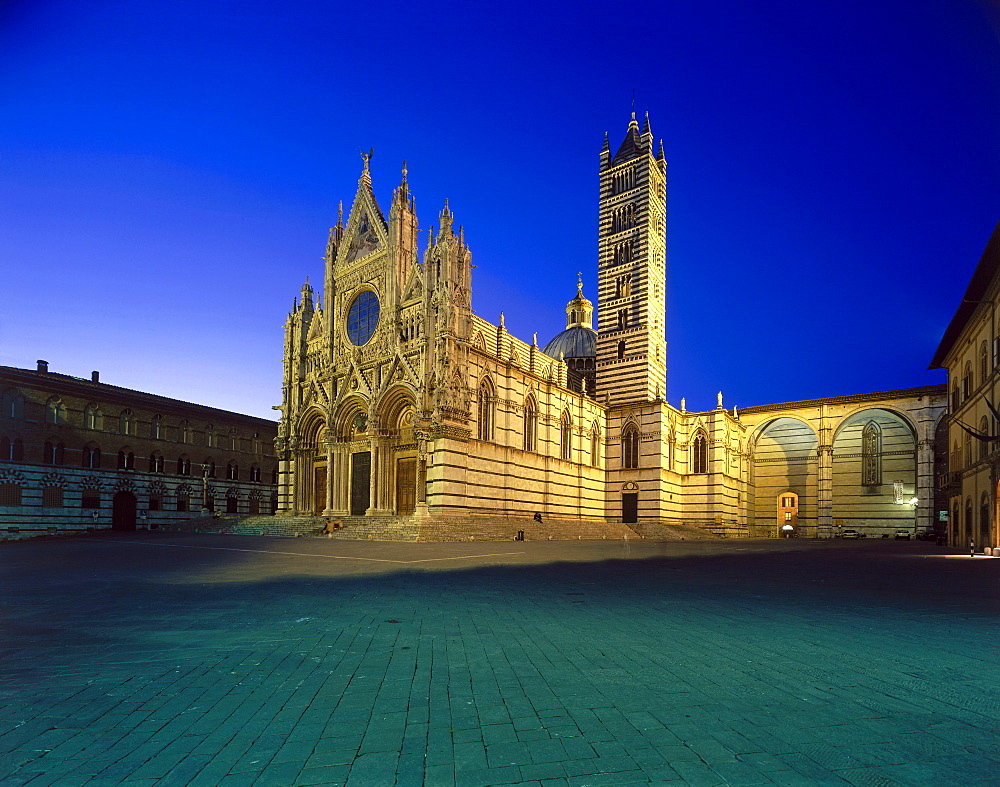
(226, 496, 238, 514)
(396, 457, 416, 516)
(112, 491, 137, 531)
(351, 451, 371, 516)
(622, 492, 638, 524)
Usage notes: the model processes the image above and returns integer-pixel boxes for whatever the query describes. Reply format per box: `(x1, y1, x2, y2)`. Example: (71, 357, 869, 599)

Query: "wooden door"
(314, 465, 327, 515)
(622, 492, 638, 524)
(396, 457, 416, 515)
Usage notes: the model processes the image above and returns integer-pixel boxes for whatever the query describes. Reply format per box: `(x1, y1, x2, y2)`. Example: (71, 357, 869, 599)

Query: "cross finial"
(577, 271, 583, 293)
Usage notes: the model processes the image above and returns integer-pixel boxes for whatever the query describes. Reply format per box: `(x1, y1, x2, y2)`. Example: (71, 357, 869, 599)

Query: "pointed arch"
(590, 421, 601, 468)
(46, 397, 66, 425)
(1, 389, 24, 419)
(477, 377, 495, 442)
(862, 421, 882, 486)
(523, 394, 537, 452)
(691, 430, 708, 474)
(560, 410, 572, 460)
(84, 403, 103, 430)
(622, 422, 640, 469)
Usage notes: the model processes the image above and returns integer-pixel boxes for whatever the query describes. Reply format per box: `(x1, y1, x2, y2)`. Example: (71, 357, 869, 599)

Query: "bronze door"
(396, 457, 416, 515)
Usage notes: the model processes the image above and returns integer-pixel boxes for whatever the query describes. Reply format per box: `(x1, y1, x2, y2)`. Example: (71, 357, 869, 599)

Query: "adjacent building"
(929, 220, 1000, 549)
(0, 362, 278, 539)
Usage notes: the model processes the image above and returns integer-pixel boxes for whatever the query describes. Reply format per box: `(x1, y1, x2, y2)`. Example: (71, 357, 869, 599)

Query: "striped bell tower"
(594, 112, 667, 405)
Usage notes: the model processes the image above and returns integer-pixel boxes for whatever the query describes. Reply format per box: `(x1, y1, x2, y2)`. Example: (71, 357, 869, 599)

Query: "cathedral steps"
(158, 513, 718, 542)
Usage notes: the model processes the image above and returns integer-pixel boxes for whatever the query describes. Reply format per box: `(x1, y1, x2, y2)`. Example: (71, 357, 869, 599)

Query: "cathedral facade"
(275, 115, 946, 540)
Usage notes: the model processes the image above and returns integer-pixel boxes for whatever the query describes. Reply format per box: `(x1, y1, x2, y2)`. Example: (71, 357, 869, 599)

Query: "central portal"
(350, 451, 371, 516)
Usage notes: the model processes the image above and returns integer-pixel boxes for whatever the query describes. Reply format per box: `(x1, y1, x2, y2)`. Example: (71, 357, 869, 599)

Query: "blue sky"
(1, 0, 998, 418)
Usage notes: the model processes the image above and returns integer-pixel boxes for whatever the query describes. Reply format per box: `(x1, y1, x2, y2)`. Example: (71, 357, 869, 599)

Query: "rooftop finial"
(360, 147, 373, 177)
(401, 159, 408, 183)
(577, 271, 583, 293)
(337, 200, 343, 227)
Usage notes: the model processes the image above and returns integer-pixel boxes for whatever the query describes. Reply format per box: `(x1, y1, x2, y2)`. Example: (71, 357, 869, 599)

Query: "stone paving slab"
(1, 534, 998, 785)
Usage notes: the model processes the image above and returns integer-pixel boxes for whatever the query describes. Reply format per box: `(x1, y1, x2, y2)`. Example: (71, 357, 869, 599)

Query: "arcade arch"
(748, 417, 817, 537)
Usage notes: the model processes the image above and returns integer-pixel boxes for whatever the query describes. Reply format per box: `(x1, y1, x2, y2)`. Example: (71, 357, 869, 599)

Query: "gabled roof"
(929, 221, 1000, 369)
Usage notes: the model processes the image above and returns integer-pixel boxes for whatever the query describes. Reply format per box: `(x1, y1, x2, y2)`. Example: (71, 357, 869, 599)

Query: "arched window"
(523, 396, 536, 452)
(82, 444, 101, 469)
(148, 452, 164, 473)
(965, 429, 973, 468)
(229, 428, 238, 451)
(205, 425, 215, 448)
(560, 411, 572, 460)
(180, 420, 190, 444)
(477, 379, 494, 442)
(227, 462, 239, 481)
(862, 421, 882, 486)
(963, 362, 973, 400)
(150, 415, 163, 440)
(84, 404, 103, 430)
(590, 424, 600, 468)
(117, 450, 134, 470)
(119, 409, 134, 435)
(46, 398, 66, 425)
(981, 341, 989, 385)
(44, 440, 65, 465)
(617, 341, 626, 360)
(250, 464, 261, 483)
(177, 456, 191, 476)
(1, 435, 23, 461)
(622, 424, 640, 469)
(1, 389, 25, 419)
(692, 431, 708, 474)
(204, 459, 216, 478)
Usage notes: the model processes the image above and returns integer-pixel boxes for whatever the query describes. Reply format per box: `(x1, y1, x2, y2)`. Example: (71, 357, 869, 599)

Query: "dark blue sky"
(2, 0, 998, 418)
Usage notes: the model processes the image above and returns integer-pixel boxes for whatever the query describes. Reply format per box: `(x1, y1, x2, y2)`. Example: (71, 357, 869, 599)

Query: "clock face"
(347, 290, 380, 346)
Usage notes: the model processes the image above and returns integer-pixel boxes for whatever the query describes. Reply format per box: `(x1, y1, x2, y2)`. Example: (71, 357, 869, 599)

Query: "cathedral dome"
(542, 280, 597, 359)
(543, 325, 596, 359)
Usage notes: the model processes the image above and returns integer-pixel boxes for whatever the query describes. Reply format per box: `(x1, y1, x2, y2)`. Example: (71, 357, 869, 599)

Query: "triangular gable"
(379, 352, 420, 394)
(401, 265, 424, 302)
(340, 182, 388, 266)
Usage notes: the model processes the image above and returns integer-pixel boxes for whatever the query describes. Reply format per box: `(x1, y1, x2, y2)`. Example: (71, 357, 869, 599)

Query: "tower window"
(617, 309, 629, 330)
(617, 341, 626, 360)
(622, 425, 639, 469)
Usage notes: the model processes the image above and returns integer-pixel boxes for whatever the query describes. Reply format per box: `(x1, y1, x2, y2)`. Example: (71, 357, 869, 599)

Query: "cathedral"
(274, 114, 946, 540)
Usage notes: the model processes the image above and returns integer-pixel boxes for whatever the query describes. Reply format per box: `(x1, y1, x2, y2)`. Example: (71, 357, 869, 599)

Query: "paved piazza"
(1, 535, 998, 786)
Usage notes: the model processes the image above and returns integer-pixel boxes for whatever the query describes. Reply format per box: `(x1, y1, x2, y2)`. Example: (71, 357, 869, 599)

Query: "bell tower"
(594, 112, 667, 404)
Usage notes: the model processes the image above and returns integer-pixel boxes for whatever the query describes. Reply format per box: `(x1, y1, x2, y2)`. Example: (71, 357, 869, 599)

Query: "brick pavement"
(1, 534, 998, 786)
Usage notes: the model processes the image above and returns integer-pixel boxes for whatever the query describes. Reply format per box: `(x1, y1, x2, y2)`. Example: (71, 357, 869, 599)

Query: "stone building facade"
(0, 362, 278, 540)
(930, 220, 1000, 550)
(275, 114, 948, 539)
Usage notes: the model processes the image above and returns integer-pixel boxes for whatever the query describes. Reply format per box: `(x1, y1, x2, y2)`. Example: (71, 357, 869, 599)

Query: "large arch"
(748, 416, 818, 537)
(294, 408, 327, 515)
(830, 407, 917, 537)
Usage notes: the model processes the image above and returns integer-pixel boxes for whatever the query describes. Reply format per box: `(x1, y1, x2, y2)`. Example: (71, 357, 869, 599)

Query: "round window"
(346, 290, 380, 346)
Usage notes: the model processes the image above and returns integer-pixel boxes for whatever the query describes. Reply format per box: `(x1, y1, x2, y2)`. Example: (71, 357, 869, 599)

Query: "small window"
(118, 450, 135, 470)
(44, 441, 65, 465)
(150, 415, 164, 440)
(205, 425, 215, 448)
(177, 457, 191, 476)
(82, 445, 101, 469)
(1, 390, 25, 419)
(81, 490, 100, 509)
(180, 420, 191, 444)
(1, 436, 24, 461)
(227, 462, 239, 481)
(176, 493, 189, 512)
(149, 494, 161, 511)
(617, 341, 626, 360)
(46, 398, 66, 425)
(42, 487, 63, 507)
(0, 483, 23, 506)
(84, 404, 103, 430)
(119, 410, 134, 435)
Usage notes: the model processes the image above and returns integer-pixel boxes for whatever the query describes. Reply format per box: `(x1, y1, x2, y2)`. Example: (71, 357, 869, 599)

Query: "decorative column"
(816, 445, 833, 538)
(323, 430, 335, 516)
(414, 430, 430, 517)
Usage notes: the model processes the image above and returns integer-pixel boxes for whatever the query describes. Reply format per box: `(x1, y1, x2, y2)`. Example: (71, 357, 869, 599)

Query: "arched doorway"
(777, 492, 799, 538)
(112, 491, 137, 531)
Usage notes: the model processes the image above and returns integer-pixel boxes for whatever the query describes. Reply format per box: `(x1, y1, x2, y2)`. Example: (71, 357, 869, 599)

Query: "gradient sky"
(2, 0, 998, 419)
